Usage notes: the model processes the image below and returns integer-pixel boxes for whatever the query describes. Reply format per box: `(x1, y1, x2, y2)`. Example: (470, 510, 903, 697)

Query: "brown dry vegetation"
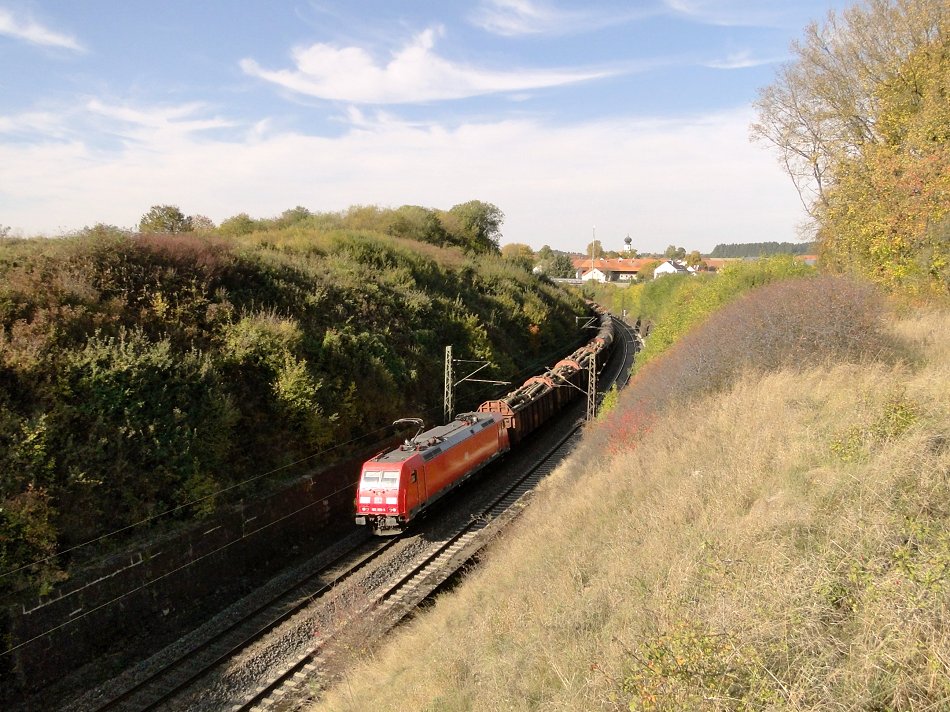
(314, 283, 950, 710)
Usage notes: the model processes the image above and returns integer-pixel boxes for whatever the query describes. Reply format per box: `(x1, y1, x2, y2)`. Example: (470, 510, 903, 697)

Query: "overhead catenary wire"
(0, 329, 585, 581)
(0, 318, 603, 659)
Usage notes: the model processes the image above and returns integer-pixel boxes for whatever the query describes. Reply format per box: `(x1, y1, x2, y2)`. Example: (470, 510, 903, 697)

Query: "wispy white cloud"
(0, 8, 84, 51)
(0, 100, 806, 252)
(663, 0, 789, 27)
(0, 102, 231, 143)
(0, 110, 70, 137)
(240, 26, 612, 103)
(704, 50, 788, 69)
(470, 0, 663, 36)
(469, 0, 588, 36)
(86, 100, 234, 135)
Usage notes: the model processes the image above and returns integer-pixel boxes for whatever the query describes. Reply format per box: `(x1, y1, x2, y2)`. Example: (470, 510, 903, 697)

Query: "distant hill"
(710, 241, 816, 258)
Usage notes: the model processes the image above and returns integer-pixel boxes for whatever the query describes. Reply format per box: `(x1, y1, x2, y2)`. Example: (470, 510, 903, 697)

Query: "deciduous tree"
(638, 260, 661, 280)
(753, 0, 948, 297)
(279, 206, 311, 227)
(501, 243, 535, 270)
(752, 0, 945, 213)
(686, 250, 704, 268)
(548, 252, 576, 278)
(820, 31, 950, 295)
(190, 214, 216, 232)
(139, 204, 192, 234)
(535, 246, 576, 278)
(218, 212, 259, 236)
(447, 200, 504, 254)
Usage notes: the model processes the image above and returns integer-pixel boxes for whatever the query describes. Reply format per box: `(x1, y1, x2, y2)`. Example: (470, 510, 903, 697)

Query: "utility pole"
(575, 315, 600, 421)
(444, 345, 454, 424)
(587, 354, 597, 422)
(443, 347, 510, 424)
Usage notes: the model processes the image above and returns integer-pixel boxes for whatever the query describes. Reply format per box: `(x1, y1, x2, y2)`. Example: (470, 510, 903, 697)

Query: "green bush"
(49, 329, 238, 537)
(0, 208, 586, 592)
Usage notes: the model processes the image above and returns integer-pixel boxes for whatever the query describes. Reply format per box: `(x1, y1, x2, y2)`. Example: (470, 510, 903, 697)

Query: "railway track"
(235, 421, 588, 712)
(84, 534, 400, 712)
(234, 316, 639, 711)
(76, 316, 638, 712)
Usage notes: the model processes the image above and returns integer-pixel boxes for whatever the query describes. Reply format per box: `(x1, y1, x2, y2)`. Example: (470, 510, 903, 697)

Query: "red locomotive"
(355, 309, 615, 535)
(355, 413, 510, 535)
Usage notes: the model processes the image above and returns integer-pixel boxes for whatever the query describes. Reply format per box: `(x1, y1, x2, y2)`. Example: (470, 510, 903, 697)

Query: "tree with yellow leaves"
(753, 0, 948, 298)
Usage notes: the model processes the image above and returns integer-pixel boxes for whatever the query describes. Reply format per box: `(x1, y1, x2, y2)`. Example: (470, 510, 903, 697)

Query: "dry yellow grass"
(314, 310, 950, 711)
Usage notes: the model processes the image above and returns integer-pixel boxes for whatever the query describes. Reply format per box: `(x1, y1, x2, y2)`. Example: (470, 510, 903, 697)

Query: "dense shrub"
(633, 255, 814, 371)
(594, 275, 892, 456)
(0, 219, 585, 592)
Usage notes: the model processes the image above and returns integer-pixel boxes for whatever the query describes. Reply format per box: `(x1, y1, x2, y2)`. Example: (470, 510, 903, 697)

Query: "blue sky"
(0, 0, 850, 253)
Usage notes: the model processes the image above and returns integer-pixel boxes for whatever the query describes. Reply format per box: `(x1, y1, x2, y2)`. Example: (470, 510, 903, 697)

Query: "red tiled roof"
(701, 258, 741, 270)
(571, 257, 656, 273)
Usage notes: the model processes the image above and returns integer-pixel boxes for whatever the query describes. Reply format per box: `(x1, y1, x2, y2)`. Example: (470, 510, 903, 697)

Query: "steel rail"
(234, 316, 638, 711)
(88, 534, 399, 712)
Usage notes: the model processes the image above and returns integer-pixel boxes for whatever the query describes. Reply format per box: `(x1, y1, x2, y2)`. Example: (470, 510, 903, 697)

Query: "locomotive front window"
(381, 470, 400, 486)
(362, 471, 381, 484)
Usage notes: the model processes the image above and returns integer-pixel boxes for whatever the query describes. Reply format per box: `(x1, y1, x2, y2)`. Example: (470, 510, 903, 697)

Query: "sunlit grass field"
(315, 288, 950, 711)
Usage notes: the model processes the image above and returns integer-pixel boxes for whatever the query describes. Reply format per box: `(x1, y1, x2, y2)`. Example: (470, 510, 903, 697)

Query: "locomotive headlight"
(385, 497, 398, 505)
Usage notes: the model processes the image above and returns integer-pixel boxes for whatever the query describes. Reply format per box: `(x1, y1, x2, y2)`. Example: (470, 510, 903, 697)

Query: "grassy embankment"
(316, 271, 950, 710)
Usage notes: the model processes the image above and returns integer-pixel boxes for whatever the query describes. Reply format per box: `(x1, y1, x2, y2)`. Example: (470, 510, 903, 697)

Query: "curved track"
(234, 316, 639, 712)
(83, 535, 399, 712)
(74, 316, 639, 712)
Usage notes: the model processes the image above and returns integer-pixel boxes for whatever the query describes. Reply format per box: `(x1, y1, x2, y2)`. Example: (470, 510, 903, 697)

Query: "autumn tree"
(586, 240, 604, 260)
(387, 205, 447, 245)
(501, 243, 535, 270)
(218, 212, 259, 236)
(75, 223, 128, 239)
(139, 204, 192, 233)
(535, 245, 576, 278)
(190, 215, 216, 232)
(820, 28, 950, 295)
(753, 0, 949, 297)
(638, 260, 662, 280)
(548, 252, 576, 278)
(752, 0, 946, 214)
(686, 250, 704, 268)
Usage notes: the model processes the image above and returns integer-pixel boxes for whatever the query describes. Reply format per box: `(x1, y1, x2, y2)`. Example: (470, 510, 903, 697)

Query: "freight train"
(355, 309, 615, 535)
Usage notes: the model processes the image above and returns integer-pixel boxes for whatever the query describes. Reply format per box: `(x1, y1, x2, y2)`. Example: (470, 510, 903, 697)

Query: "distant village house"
(653, 260, 694, 278)
(572, 257, 653, 282)
(570, 255, 818, 282)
